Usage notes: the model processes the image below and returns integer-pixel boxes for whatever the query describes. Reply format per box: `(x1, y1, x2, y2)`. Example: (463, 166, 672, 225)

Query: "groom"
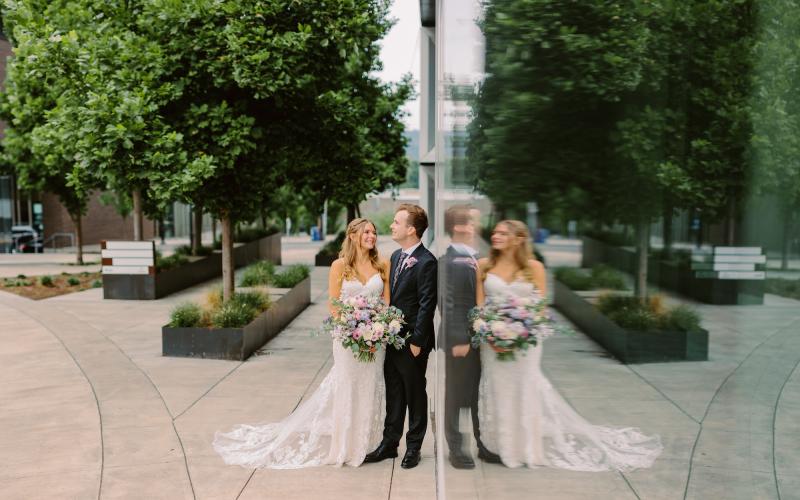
(365, 204, 437, 469)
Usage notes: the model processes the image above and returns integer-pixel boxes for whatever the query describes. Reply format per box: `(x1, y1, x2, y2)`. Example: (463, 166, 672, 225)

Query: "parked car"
(11, 225, 44, 253)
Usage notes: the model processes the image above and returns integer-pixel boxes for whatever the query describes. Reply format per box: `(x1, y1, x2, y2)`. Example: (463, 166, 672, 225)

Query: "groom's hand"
(410, 344, 421, 357)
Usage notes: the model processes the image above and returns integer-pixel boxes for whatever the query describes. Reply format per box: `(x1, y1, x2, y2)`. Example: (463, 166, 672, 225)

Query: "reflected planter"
(552, 279, 708, 364)
(162, 277, 311, 360)
(103, 233, 281, 300)
(314, 252, 337, 267)
(580, 236, 763, 305)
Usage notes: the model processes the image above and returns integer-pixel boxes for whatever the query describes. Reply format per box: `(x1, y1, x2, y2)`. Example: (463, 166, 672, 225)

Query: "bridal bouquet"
(322, 294, 407, 362)
(469, 293, 555, 361)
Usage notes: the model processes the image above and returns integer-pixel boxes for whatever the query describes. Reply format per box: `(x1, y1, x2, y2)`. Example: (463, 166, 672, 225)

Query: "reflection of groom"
(365, 204, 437, 469)
(440, 205, 501, 468)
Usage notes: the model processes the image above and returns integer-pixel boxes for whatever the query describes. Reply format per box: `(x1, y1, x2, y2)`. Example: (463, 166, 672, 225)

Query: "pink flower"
(405, 257, 418, 270)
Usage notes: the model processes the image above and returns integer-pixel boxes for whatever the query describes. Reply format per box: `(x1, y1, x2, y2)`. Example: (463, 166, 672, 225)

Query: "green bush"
(235, 226, 279, 243)
(169, 303, 203, 327)
(92, 280, 103, 288)
(240, 261, 276, 286)
(555, 267, 593, 290)
(661, 305, 702, 332)
(17, 274, 26, 279)
(67, 277, 80, 286)
(3, 279, 16, 287)
(231, 290, 271, 313)
(40, 275, 54, 287)
(596, 294, 702, 333)
(590, 264, 626, 290)
(766, 278, 800, 300)
(583, 229, 634, 247)
(156, 252, 189, 272)
(174, 244, 214, 257)
(318, 231, 345, 257)
(211, 300, 258, 328)
(272, 265, 310, 288)
(371, 212, 394, 235)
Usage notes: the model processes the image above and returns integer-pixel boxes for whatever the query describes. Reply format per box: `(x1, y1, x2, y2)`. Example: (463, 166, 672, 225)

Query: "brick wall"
(42, 191, 156, 248)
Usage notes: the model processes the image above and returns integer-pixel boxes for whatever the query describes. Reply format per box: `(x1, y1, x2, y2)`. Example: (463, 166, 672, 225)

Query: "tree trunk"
(662, 205, 673, 260)
(212, 218, 217, 244)
(781, 210, 792, 271)
(725, 194, 737, 246)
(635, 219, 650, 301)
(70, 212, 84, 265)
(346, 204, 356, 223)
(192, 205, 203, 255)
(132, 188, 144, 241)
(221, 213, 234, 302)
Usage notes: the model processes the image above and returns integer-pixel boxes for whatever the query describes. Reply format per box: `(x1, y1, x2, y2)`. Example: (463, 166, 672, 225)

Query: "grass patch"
(0, 272, 102, 300)
(272, 265, 310, 288)
(240, 261, 275, 287)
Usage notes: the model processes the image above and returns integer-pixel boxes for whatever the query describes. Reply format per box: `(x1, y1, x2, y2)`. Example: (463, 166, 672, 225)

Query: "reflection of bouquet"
(321, 294, 407, 362)
(469, 293, 554, 361)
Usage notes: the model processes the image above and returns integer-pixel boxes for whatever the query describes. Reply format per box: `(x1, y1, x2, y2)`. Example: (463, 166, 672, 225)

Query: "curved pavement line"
(772, 356, 800, 500)
(0, 298, 105, 500)
(682, 317, 800, 500)
(55, 305, 197, 500)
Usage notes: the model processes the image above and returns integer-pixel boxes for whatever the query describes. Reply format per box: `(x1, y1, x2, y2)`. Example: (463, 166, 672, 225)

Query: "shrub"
(80, 271, 90, 277)
(231, 290, 271, 313)
(235, 226, 279, 243)
(240, 261, 275, 287)
(318, 232, 345, 257)
(17, 274, 26, 279)
(67, 277, 80, 286)
(211, 301, 258, 328)
(174, 244, 214, 257)
(555, 267, 593, 290)
(40, 275, 54, 287)
(590, 264, 626, 290)
(597, 294, 702, 333)
(92, 280, 102, 288)
(661, 305, 702, 333)
(766, 278, 800, 300)
(156, 253, 189, 272)
(169, 303, 203, 328)
(272, 265, 310, 288)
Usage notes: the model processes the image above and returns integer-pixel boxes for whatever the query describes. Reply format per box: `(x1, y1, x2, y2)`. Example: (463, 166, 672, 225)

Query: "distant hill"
(404, 129, 419, 161)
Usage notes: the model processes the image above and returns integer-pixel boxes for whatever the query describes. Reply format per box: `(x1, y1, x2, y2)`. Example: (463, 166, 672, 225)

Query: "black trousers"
(444, 348, 482, 453)
(383, 344, 429, 451)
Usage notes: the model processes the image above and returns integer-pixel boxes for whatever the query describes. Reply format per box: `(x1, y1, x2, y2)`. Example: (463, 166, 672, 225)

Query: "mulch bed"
(0, 272, 103, 300)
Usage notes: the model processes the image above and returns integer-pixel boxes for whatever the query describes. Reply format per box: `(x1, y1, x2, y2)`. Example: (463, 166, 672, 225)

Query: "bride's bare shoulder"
(330, 258, 345, 275)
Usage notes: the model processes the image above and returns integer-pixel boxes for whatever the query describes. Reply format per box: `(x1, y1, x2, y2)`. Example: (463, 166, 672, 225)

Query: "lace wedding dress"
(478, 273, 663, 470)
(213, 274, 386, 469)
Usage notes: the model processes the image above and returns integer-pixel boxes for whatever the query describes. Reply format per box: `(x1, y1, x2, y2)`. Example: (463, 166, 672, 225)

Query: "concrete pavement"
(0, 237, 799, 499)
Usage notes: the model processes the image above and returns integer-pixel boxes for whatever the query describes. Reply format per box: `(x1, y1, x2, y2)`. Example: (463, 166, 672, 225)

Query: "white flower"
(473, 319, 488, 332)
(49, 33, 62, 43)
(371, 322, 385, 338)
(492, 320, 518, 340)
(389, 319, 401, 334)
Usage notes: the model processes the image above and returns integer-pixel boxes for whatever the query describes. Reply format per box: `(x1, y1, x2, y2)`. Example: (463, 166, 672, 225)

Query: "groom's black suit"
(384, 243, 437, 452)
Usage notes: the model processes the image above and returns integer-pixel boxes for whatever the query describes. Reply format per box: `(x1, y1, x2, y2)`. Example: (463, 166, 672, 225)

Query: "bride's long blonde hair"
(481, 219, 537, 283)
(339, 218, 387, 281)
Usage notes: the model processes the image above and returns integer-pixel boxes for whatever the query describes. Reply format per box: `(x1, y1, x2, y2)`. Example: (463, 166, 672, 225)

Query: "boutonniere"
(453, 257, 478, 270)
(404, 256, 418, 270)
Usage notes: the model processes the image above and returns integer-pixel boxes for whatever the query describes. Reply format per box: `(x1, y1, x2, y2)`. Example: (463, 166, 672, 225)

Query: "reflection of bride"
(213, 218, 391, 469)
(475, 220, 663, 470)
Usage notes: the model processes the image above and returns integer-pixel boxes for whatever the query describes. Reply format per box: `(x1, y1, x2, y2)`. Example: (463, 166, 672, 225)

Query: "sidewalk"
(0, 239, 799, 499)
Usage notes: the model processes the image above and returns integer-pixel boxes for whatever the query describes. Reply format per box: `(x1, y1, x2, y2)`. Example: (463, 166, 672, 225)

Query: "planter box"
(580, 236, 763, 305)
(103, 233, 281, 300)
(315, 253, 337, 267)
(552, 279, 708, 364)
(162, 276, 311, 360)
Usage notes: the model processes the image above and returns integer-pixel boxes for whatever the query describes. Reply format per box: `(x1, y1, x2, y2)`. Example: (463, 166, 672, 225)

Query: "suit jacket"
(438, 245, 478, 350)
(390, 243, 438, 351)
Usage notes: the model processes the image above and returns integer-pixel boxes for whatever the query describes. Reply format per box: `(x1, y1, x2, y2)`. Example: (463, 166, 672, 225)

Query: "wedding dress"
(478, 273, 663, 470)
(213, 274, 386, 468)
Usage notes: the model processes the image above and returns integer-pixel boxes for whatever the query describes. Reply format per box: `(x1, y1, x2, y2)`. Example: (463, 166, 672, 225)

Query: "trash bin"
(534, 228, 550, 243)
(310, 226, 322, 241)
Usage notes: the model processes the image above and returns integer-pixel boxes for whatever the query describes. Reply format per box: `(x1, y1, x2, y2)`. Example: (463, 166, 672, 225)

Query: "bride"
(475, 220, 663, 470)
(213, 218, 390, 468)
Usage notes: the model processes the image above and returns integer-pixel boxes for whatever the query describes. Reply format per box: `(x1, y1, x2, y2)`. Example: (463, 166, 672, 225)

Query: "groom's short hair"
(397, 203, 428, 239)
(444, 204, 473, 236)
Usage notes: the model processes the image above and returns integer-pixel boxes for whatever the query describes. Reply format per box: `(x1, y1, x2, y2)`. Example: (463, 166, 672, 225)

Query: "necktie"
(393, 252, 408, 291)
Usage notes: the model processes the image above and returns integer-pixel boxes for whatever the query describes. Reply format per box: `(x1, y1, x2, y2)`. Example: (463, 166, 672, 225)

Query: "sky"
(376, 1, 421, 131)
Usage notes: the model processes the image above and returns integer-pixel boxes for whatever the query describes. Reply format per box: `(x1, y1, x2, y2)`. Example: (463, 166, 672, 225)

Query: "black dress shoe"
(363, 443, 398, 463)
(401, 449, 421, 469)
(449, 452, 475, 469)
(477, 447, 502, 464)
